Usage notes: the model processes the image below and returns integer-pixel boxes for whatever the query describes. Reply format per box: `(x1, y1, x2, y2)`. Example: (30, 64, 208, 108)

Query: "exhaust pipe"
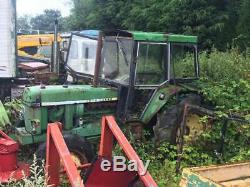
(51, 19, 59, 75)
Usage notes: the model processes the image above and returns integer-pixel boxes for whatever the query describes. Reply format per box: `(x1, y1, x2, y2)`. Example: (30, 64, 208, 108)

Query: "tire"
(153, 94, 201, 144)
(36, 133, 95, 165)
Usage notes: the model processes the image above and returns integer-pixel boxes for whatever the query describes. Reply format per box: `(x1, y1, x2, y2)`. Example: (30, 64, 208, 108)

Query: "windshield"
(67, 35, 98, 76)
(170, 44, 197, 79)
(100, 36, 133, 84)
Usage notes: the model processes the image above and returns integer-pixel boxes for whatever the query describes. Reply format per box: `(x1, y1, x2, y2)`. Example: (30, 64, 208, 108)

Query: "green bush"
(200, 49, 250, 115)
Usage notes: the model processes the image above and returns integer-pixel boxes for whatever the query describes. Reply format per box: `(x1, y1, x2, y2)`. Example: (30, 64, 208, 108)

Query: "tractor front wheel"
(36, 133, 95, 171)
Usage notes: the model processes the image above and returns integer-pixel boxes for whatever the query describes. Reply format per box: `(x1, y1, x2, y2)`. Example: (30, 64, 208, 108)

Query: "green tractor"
(1, 30, 202, 164)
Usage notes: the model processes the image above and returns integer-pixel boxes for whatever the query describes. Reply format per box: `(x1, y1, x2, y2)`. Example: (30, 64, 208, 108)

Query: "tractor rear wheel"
(153, 94, 202, 144)
(36, 133, 95, 172)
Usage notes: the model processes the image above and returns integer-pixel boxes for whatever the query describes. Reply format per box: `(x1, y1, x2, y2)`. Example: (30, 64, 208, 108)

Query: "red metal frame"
(98, 116, 157, 187)
(46, 122, 84, 187)
(46, 116, 157, 187)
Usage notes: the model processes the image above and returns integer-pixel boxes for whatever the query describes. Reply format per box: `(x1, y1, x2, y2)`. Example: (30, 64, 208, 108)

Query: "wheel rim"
(186, 114, 203, 137)
(176, 114, 203, 142)
(59, 151, 88, 184)
(70, 152, 83, 167)
(60, 151, 88, 169)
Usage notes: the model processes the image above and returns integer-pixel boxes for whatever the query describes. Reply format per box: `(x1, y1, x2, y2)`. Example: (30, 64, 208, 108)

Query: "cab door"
(124, 42, 169, 121)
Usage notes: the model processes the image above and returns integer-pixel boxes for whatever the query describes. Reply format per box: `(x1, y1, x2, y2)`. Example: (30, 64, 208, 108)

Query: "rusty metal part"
(51, 19, 59, 74)
(176, 104, 189, 173)
(179, 114, 205, 142)
(18, 62, 49, 71)
(93, 32, 103, 86)
(60, 163, 92, 174)
(126, 121, 144, 141)
(85, 101, 117, 111)
(175, 104, 250, 173)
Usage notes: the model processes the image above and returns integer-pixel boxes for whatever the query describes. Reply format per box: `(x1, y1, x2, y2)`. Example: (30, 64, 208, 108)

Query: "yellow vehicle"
(17, 34, 61, 58)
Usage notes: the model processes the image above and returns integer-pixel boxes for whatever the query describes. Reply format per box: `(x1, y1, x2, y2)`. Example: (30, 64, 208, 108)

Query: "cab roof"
(79, 30, 99, 38)
(105, 30, 198, 43)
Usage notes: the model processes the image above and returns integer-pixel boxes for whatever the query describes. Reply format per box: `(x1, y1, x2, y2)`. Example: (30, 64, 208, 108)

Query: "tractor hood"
(22, 85, 118, 107)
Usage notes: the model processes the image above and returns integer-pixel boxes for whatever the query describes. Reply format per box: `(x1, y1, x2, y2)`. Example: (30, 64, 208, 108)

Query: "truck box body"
(0, 0, 16, 78)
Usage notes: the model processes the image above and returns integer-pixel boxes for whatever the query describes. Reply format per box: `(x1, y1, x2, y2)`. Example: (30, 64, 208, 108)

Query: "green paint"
(71, 122, 101, 138)
(130, 31, 198, 43)
(15, 127, 47, 145)
(64, 105, 75, 130)
(167, 34, 198, 43)
(22, 85, 117, 105)
(140, 85, 183, 124)
(186, 174, 217, 187)
(18, 85, 117, 145)
(15, 122, 101, 145)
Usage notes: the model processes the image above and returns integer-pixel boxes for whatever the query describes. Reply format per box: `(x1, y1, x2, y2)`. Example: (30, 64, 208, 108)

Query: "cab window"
(170, 44, 197, 79)
(135, 42, 167, 85)
(68, 40, 78, 59)
(67, 35, 98, 76)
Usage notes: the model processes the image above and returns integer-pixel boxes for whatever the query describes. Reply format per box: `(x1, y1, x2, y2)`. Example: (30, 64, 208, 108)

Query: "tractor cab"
(98, 31, 199, 121)
(66, 30, 99, 82)
(65, 30, 199, 122)
(99, 31, 199, 85)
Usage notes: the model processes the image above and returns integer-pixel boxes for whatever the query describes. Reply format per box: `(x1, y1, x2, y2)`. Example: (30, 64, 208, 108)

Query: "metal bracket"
(46, 116, 157, 187)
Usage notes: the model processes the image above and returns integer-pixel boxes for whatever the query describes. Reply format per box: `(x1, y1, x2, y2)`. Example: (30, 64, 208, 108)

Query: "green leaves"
(236, 0, 250, 50)
(3, 99, 23, 129)
(30, 9, 63, 31)
(66, 0, 246, 49)
(128, 48, 250, 186)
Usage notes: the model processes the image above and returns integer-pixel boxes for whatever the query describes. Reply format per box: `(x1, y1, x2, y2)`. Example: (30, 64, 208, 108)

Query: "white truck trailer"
(0, 0, 16, 100)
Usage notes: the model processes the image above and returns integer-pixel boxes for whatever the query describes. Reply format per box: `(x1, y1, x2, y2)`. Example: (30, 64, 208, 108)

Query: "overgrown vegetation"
(0, 99, 22, 131)
(4, 99, 23, 126)
(130, 48, 250, 186)
(2, 49, 249, 186)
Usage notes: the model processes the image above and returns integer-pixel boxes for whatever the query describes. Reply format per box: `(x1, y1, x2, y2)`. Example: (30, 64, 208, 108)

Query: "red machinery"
(46, 116, 158, 187)
(0, 131, 29, 183)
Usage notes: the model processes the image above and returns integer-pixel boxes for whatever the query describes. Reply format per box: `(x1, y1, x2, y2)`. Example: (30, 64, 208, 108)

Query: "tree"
(17, 15, 31, 31)
(64, 0, 95, 30)
(236, 0, 250, 49)
(215, 0, 241, 50)
(155, 0, 229, 49)
(67, 0, 247, 50)
(30, 9, 63, 31)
